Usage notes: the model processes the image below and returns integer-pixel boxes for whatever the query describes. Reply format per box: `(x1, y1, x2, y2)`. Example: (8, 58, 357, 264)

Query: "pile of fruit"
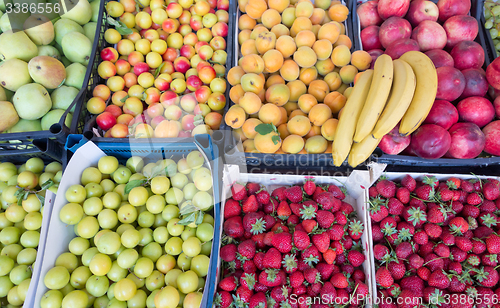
(39, 151, 215, 308)
(215, 180, 368, 307)
(0, 158, 61, 306)
(0, 0, 99, 135)
(87, 0, 229, 139)
(224, 0, 373, 155)
(357, 0, 500, 160)
(369, 175, 500, 307)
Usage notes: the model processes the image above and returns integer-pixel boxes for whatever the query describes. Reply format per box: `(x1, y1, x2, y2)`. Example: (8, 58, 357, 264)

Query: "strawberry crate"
(211, 165, 386, 307)
(365, 171, 500, 307)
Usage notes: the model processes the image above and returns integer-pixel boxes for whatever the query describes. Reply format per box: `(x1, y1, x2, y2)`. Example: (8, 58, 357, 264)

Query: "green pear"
(9, 119, 42, 133)
(41, 109, 72, 130)
(37, 45, 61, 61)
(65, 63, 86, 89)
(61, 0, 92, 25)
(90, 0, 100, 22)
(0, 0, 6, 11)
(61, 32, 91, 65)
(23, 14, 54, 45)
(0, 59, 32, 91)
(0, 12, 30, 32)
(83, 22, 97, 42)
(51, 85, 79, 112)
(0, 101, 19, 132)
(28, 56, 66, 89)
(54, 18, 83, 46)
(0, 31, 37, 62)
(12, 83, 52, 120)
(0, 86, 5, 101)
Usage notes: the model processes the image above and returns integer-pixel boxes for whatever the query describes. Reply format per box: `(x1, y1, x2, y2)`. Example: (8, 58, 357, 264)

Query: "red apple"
(357, 0, 383, 29)
(411, 20, 447, 52)
(424, 49, 454, 68)
(190, 15, 203, 31)
(378, 124, 411, 154)
(460, 68, 488, 99)
(457, 96, 495, 128)
(154, 78, 170, 91)
(181, 114, 196, 131)
(377, 0, 410, 20)
(96, 112, 117, 131)
(133, 62, 150, 76)
(100, 47, 119, 62)
(368, 49, 384, 69)
(450, 41, 485, 71)
(212, 22, 228, 37)
(385, 38, 419, 60)
(436, 66, 465, 102)
(379, 17, 412, 49)
(360, 25, 382, 51)
(411, 124, 451, 159)
(217, 0, 229, 10)
(446, 122, 485, 159)
(437, 0, 471, 23)
(443, 15, 478, 49)
(173, 57, 191, 74)
(423, 100, 458, 130)
(487, 57, 500, 90)
(195, 86, 212, 104)
(186, 75, 203, 91)
(405, 0, 439, 27)
(180, 45, 196, 59)
(483, 121, 500, 156)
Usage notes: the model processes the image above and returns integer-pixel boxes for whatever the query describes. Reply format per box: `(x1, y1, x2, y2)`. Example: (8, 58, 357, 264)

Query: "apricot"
(262, 9, 281, 29)
(308, 80, 329, 102)
(239, 92, 263, 114)
(242, 118, 263, 139)
(298, 94, 318, 113)
(225, 105, 247, 129)
(245, 0, 267, 19)
(331, 45, 351, 67)
(296, 2, 313, 19)
(310, 8, 326, 25)
(282, 134, 305, 154)
(305, 125, 322, 138)
(318, 23, 340, 44)
(241, 73, 265, 94)
(316, 59, 335, 76)
(256, 32, 276, 54)
(271, 24, 290, 38)
(276, 35, 297, 58)
(324, 72, 342, 91)
(287, 115, 311, 136)
(230, 85, 245, 104)
(135, 124, 154, 138)
(280, 60, 300, 81)
(333, 35, 352, 49)
(344, 87, 353, 99)
(243, 139, 257, 152)
(339, 65, 358, 84)
(254, 130, 281, 153)
(290, 109, 307, 119)
(293, 46, 317, 68)
(239, 14, 257, 30)
(295, 30, 316, 48)
(338, 22, 346, 35)
(328, 4, 349, 23)
(239, 30, 252, 45)
(351, 50, 372, 71)
(258, 103, 282, 125)
(227, 66, 245, 85)
(299, 67, 318, 85)
(266, 84, 291, 106)
(276, 107, 288, 126)
(241, 40, 258, 56)
(282, 8, 297, 28)
(312, 39, 333, 61)
(315, 0, 331, 10)
(278, 123, 290, 139)
(337, 83, 349, 94)
(154, 120, 180, 138)
(250, 25, 269, 40)
(305, 135, 328, 153)
(287, 80, 307, 101)
(325, 141, 333, 153)
(241, 54, 265, 74)
(309, 103, 332, 126)
(324, 91, 346, 114)
(266, 74, 286, 88)
(257, 87, 266, 102)
(268, 0, 289, 12)
(239, 0, 249, 12)
(263, 50, 284, 73)
(283, 102, 298, 115)
(233, 127, 247, 141)
(290, 17, 313, 37)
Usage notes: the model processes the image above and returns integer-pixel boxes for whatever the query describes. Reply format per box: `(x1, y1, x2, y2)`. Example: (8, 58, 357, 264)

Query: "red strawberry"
(246, 183, 260, 195)
(449, 216, 469, 234)
(373, 244, 390, 260)
(303, 180, 316, 196)
(248, 292, 267, 308)
(302, 219, 317, 233)
(400, 276, 424, 297)
(270, 285, 291, 302)
(376, 179, 397, 198)
(417, 267, 430, 281)
(322, 249, 336, 265)
(347, 250, 365, 267)
(232, 183, 247, 201)
(271, 187, 286, 201)
(370, 197, 389, 222)
(304, 268, 321, 284)
(486, 233, 500, 254)
(388, 197, 404, 215)
(314, 192, 341, 211)
(236, 285, 253, 302)
(285, 186, 303, 203)
(256, 190, 270, 204)
(428, 270, 450, 289)
(328, 184, 345, 200)
(238, 240, 256, 259)
(331, 273, 348, 288)
(320, 281, 337, 299)
(484, 181, 500, 200)
(401, 175, 417, 191)
(281, 254, 297, 273)
(408, 254, 424, 270)
(438, 188, 454, 202)
(433, 243, 450, 258)
(258, 269, 282, 287)
(415, 185, 434, 200)
(467, 192, 482, 205)
(293, 230, 310, 250)
(224, 216, 244, 238)
(413, 230, 428, 245)
(224, 198, 241, 219)
(369, 186, 379, 198)
(276, 201, 291, 220)
(316, 210, 334, 228)
(272, 232, 293, 253)
(462, 204, 480, 218)
(348, 219, 364, 240)
(262, 248, 282, 269)
(334, 211, 348, 225)
(220, 244, 237, 262)
(395, 188, 410, 205)
(311, 232, 330, 253)
(215, 291, 233, 308)
(254, 252, 265, 270)
(427, 206, 447, 224)
(328, 224, 344, 241)
(475, 266, 499, 287)
(243, 260, 257, 273)
(447, 177, 461, 189)
(424, 223, 442, 238)
(242, 195, 259, 213)
(289, 203, 302, 216)
(289, 271, 304, 288)
(263, 198, 278, 214)
(376, 267, 394, 288)
(287, 214, 300, 226)
(243, 212, 266, 235)
(219, 276, 238, 291)
(388, 261, 406, 280)
(395, 242, 413, 259)
(240, 272, 257, 290)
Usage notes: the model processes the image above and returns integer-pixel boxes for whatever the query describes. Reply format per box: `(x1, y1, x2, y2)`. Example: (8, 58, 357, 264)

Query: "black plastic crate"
(0, 138, 63, 165)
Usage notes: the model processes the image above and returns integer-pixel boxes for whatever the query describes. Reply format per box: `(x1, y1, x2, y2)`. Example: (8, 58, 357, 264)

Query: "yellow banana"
(372, 59, 416, 139)
(332, 69, 374, 166)
(348, 134, 381, 168)
(399, 51, 438, 136)
(353, 54, 394, 143)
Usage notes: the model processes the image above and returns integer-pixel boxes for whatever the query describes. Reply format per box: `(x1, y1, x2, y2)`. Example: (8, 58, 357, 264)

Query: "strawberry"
(314, 192, 341, 211)
(331, 273, 348, 288)
(240, 272, 257, 290)
(400, 276, 424, 297)
(221, 244, 237, 262)
(224, 216, 244, 239)
(376, 267, 394, 288)
(311, 232, 330, 253)
(438, 188, 454, 202)
(293, 230, 310, 250)
(304, 268, 321, 284)
(243, 212, 266, 235)
(369, 186, 379, 198)
(256, 190, 270, 204)
(263, 199, 278, 214)
(462, 204, 480, 218)
(271, 187, 286, 201)
(258, 269, 282, 287)
(287, 215, 300, 226)
(236, 285, 253, 302)
(369, 197, 389, 222)
(328, 184, 346, 200)
(447, 177, 461, 189)
(388, 197, 404, 215)
(483, 181, 500, 200)
(248, 292, 267, 308)
(272, 232, 293, 253)
(215, 291, 233, 308)
(347, 250, 365, 267)
(270, 285, 291, 302)
(298, 204, 317, 220)
(334, 211, 348, 225)
(289, 271, 304, 288)
(243, 260, 257, 273)
(316, 210, 334, 228)
(220, 276, 238, 291)
(254, 252, 265, 270)
(246, 183, 260, 195)
(388, 261, 406, 280)
(322, 249, 336, 265)
(373, 244, 390, 260)
(348, 219, 364, 240)
(302, 245, 321, 266)
(303, 180, 316, 196)
(467, 192, 482, 205)
(320, 281, 337, 299)
(395, 188, 410, 205)
(475, 266, 499, 287)
(424, 223, 442, 238)
(395, 242, 413, 259)
(224, 198, 241, 219)
(449, 216, 469, 234)
(480, 200, 497, 212)
(263, 248, 282, 269)
(376, 179, 397, 198)
(413, 230, 428, 245)
(307, 282, 321, 296)
(401, 174, 417, 191)
(427, 206, 447, 224)
(285, 186, 303, 203)
(238, 240, 256, 259)
(301, 219, 317, 233)
(328, 224, 344, 241)
(433, 243, 450, 258)
(289, 203, 302, 216)
(428, 270, 450, 289)
(408, 254, 424, 269)
(281, 254, 297, 273)
(242, 195, 259, 213)
(232, 183, 247, 201)
(415, 185, 434, 200)
(263, 215, 276, 231)
(276, 201, 291, 220)
(485, 233, 500, 254)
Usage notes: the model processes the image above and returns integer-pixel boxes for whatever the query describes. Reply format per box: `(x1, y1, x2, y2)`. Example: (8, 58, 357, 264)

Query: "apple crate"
(364, 171, 500, 306)
(0, 0, 106, 162)
(349, 0, 500, 172)
(211, 164, 387, 307)
(32, 134, 222, 307)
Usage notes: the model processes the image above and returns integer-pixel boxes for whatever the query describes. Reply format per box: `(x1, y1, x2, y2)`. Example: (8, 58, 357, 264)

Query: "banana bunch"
(332, 51, 438, 167)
